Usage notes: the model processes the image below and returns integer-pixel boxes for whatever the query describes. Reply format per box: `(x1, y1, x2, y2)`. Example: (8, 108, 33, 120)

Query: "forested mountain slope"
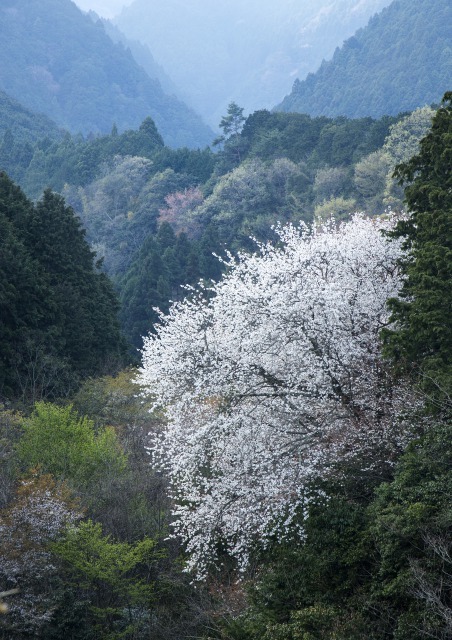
(0, 28, 450, 630)
(1, 76, 434, 355)
(137, 93, 452, 640)
(115, 0, 392, 126)
(277, 0, 452, 117)
(60, 108, 405, 349)
(0, 90, 62, 144)
(0, 0, 213, 147)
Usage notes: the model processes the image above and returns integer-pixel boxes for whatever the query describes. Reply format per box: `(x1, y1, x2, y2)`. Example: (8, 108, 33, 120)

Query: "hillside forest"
(278, 0, 451, 118)
(0, 0, 213, 148)
(0, 2, 451, 638)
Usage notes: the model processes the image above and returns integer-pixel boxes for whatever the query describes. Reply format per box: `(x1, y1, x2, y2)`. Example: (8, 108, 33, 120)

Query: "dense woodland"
(1, 97, 438, 352)
(1, 90, 450, 638)
(0, 2, 451, 636)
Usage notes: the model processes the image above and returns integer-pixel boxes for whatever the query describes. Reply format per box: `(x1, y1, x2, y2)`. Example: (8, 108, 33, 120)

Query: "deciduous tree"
(0, 472, 81, 636)
(17, 402, 127, 495)
(138, 215, 413, 575)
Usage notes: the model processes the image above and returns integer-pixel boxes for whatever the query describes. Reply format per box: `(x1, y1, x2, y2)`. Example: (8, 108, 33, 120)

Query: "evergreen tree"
(0, 174, 125, 402)
(0, 207, 45, 397)
(214, 102, 247, 167)
(119, 221, 224, 350)
(24, 190, 125, 379)
(0, 173, 50, 399)
(384, 92, 452, 408)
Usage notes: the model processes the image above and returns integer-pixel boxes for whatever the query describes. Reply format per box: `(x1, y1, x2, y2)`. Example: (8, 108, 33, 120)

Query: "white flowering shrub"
(138, 215, 412, 576)
(0, 473, 81, 633)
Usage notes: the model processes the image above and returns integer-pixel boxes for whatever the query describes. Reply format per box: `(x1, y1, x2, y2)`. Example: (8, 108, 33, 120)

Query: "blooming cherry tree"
(158, 187, 204, 237)
(138, 215, 411, 576)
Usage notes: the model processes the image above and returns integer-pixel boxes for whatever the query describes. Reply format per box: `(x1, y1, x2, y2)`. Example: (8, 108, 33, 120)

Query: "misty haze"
(113, 0, 393, 125)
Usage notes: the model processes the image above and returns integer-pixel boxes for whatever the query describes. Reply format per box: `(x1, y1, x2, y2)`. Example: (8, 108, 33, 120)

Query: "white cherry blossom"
(138, 214, 412, 576)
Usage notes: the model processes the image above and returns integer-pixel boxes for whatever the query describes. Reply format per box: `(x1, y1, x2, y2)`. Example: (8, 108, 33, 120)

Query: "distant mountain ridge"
(0, 0, 213, 148)
(115, 0, 392, 127)
(277, 0, 452, 117)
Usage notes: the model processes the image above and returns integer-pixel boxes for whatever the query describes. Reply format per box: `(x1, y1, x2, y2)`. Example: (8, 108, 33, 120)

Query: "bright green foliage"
(71, 371, 169, 541)
(314, 196, 357, 223)
(68, 372, 212, 638)
(17, 402, 127, 489)
(53, 520, 157, 639)
(353, 149, 391, 213)
(1, 389, 210, 640)
(382, 106, 436, 167)
(353, 107, 436, 213)
(384, 93, 452, 406)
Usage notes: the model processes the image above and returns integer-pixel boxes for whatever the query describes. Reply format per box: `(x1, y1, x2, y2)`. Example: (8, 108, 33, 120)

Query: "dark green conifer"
(0, 174, 125, 401)
(384, 92, 452, 408)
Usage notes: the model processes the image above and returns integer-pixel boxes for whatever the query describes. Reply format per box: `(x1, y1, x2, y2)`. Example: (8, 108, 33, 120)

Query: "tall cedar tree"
(0, 173, 125, 401)
(384, 92, 452, 408)
(0, 174, 47, 397)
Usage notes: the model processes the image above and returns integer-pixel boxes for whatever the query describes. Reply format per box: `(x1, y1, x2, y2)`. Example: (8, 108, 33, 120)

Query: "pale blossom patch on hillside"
(0, 474, 81, 632)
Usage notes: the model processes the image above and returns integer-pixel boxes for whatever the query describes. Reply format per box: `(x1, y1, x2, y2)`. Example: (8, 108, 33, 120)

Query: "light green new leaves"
(17, 402, 127, 489)
(53, 520, 156, 595)
(53, 520, 159, 638)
